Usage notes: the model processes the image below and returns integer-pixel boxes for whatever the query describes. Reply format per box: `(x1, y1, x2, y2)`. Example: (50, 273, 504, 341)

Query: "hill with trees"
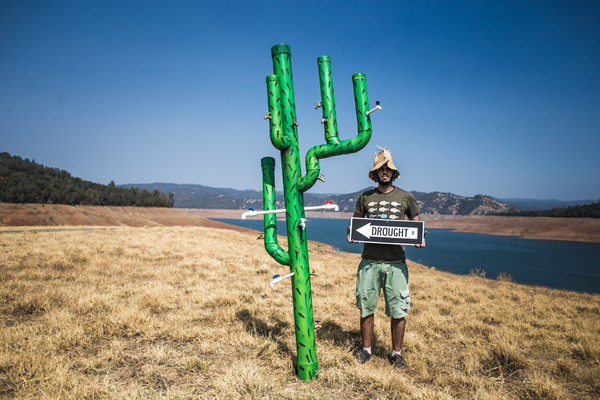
(496, 197, 597, 211)
(494, 201, 600, 218)
(0, 152, 173, 207)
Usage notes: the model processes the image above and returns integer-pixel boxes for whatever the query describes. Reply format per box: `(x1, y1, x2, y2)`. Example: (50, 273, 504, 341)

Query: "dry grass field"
(1, 226, 598, 399)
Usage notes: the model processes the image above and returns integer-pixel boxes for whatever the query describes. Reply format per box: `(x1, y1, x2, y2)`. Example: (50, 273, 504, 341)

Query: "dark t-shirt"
(354, 187, 420, 262)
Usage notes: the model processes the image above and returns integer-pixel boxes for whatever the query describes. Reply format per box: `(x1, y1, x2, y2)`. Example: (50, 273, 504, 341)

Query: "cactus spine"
(261, 44, 373, 381)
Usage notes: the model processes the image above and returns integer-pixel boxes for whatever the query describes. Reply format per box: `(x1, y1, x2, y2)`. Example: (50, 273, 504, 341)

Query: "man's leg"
(361, 314, 375, 348)
(356, 260, 379, 363)
(356, 313, 375, 363)
(391, 317, 406, 352)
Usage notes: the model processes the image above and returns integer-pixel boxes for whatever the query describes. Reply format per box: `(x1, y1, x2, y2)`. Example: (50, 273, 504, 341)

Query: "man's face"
(377, 165, 393, 184)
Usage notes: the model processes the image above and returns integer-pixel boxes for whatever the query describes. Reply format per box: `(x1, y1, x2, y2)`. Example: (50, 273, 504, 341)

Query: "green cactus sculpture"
(261, 44, 374, 381)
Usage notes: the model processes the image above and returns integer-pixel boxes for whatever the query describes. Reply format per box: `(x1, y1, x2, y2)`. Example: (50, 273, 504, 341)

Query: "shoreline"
(183, 208, 600, 243)
(1, 203, 598, 243)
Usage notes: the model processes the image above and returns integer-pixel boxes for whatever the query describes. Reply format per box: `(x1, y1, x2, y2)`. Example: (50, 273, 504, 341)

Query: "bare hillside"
(0, 203, 247, 232)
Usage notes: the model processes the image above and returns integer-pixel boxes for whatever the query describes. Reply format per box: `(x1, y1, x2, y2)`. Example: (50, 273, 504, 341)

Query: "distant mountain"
(124, 183, 514, 216)
(0, 152, 173, 207)
(122, 183, 328, 210)
(497, 198, 597, 211)
(120, 183, 264, 209)
(494, 201, 600, 218)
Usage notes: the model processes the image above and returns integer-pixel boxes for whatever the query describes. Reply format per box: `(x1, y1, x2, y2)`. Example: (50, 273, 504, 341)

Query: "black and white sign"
(350, 217, 425, 246)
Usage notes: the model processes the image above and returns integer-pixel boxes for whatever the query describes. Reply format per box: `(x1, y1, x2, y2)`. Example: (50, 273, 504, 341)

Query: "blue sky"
(1, 0, 599, 201)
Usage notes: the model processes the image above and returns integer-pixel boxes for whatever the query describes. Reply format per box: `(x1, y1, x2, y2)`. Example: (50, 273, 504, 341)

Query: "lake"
(213, 218, 600, 294)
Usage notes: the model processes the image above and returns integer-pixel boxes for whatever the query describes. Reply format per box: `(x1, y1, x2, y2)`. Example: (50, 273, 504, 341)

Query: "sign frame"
(350, 217, 425, 246)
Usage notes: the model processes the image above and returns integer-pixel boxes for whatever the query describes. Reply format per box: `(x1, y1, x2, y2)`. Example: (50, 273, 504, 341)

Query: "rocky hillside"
(412, 191, 514, 215)
(125, 183, 515, 216)
(309, 189, 513, 215)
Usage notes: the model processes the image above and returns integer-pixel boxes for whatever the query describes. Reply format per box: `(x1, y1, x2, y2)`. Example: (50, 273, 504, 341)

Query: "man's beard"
(378, 177, 393, 187)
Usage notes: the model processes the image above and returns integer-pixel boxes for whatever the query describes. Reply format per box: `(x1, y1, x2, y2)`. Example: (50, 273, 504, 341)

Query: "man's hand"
(348, 212, 364, 244)
(414, 230, 427, 248)
(410, 215, 426, 248)
(347, 225, 359, 244)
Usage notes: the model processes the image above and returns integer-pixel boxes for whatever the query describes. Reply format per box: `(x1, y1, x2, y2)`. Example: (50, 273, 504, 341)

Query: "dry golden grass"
(1, 226, 598, 399)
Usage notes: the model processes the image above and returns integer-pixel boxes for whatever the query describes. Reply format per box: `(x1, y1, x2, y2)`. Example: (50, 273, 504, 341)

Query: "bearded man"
(348, 148, 425, 367)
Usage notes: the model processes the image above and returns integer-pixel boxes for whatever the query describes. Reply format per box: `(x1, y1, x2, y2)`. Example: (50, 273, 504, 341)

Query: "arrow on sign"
(356, 223, 419, 240)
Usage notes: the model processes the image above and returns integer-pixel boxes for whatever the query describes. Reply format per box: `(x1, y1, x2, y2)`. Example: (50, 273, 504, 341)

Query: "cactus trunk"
(261, 44, 374, 381)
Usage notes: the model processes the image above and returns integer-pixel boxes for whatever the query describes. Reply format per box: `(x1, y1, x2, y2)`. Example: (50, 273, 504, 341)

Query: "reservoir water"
(214, 218, 600, 294)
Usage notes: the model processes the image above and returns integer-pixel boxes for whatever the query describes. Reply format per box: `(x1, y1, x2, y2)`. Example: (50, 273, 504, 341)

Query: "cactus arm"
(266, 76, 291, 150)
(352, 73, 374, 136)
(272, 45, 299, 144)
(318, 56, 340, 145)
(261, 157, 290, 265)
(296, 71, 372, 192)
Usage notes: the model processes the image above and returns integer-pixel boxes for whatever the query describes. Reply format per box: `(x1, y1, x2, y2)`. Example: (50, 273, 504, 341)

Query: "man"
(347, 148, 425, 368)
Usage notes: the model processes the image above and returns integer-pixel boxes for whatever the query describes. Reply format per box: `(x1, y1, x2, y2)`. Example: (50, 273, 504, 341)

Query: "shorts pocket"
(400, 290, 411, 309)
(356, 261, 383, 317)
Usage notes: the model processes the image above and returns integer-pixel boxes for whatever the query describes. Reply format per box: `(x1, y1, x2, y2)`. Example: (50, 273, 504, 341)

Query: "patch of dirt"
(422, 215, 600, 243)
(0, 204, 251, 233)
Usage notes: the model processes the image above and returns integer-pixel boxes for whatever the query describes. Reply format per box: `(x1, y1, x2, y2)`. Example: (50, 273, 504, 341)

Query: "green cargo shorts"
(356, 259, 410, 319)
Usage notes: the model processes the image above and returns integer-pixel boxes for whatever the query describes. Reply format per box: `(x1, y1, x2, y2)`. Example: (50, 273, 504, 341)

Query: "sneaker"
(356, 349, 372, 364)
(390, 353, 406, 368)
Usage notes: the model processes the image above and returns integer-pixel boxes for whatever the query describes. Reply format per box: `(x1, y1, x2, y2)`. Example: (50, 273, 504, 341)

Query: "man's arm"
(410, 215, 426, 248)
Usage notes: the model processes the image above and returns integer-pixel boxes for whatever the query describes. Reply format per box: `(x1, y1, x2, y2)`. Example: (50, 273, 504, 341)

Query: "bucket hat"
(369, 147, 400, 181)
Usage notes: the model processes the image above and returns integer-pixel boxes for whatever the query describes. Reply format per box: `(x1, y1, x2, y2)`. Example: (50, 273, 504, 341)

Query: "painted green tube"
(296, 70, 372, 192)
(272, 44, 317, 381)
(266, 76, 290, 150)
(261, 44, 374, 381)
(271, 45, 299, 143)
(261, 157, 290, 265)
(317, 56, 340, 145)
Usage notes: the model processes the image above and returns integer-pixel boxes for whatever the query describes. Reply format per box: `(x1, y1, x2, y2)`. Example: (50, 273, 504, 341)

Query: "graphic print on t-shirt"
(367, 200, 406, 219)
